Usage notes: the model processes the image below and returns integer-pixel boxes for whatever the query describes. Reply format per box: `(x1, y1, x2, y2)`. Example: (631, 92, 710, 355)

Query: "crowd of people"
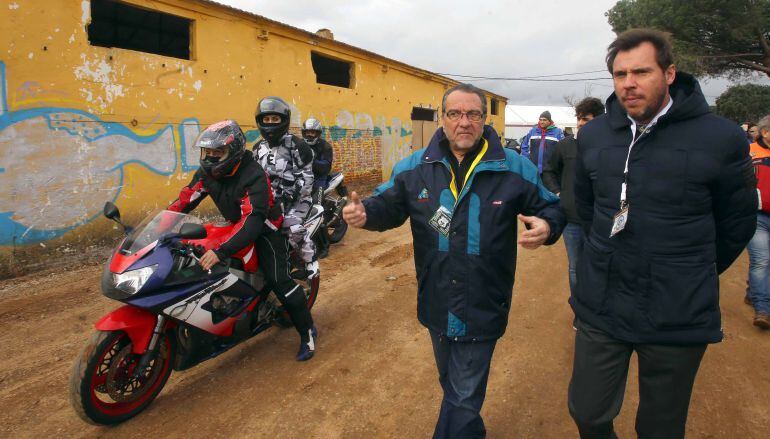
(166, 25, 767, 439)
(343, 27, 763, 439)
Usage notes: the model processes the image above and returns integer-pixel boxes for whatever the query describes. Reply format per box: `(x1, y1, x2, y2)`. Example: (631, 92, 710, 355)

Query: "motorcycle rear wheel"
(69, 330, 173, 425)
(327, 218, 348, 244)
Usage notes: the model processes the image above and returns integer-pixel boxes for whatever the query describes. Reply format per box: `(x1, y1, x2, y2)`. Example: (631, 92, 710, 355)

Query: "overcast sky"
(221, 0, 770, 106)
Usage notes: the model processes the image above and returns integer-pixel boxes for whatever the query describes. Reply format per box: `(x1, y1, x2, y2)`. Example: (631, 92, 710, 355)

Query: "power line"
(436, 69, 612, 82)
(453, 76, 612, 82)
(436, 69, 610, 80)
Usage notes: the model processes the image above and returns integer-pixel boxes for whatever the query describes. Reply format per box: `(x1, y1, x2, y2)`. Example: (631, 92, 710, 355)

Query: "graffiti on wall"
(0, 61, 200, 245)
(0, 60, 414, 247)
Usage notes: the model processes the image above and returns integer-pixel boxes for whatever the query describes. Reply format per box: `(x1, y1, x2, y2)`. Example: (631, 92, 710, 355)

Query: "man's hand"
(517, 214, 551, 249)
(343, 191, 367, 228)
(198, 249, 220, 271)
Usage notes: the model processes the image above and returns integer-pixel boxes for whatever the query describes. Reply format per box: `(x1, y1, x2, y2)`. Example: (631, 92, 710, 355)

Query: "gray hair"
(757, 115, 770, 135)
(441, 83, 487, 115)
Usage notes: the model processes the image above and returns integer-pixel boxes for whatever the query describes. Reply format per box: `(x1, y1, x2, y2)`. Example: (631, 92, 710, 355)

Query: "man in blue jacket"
(521, 110, 564, 174)
(343, 83, 565, 438)
(568, 29, 757, 438)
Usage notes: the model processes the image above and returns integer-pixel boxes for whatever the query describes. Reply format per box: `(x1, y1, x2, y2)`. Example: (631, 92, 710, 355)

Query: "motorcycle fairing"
(161, 273, 257, 336)
(95, 305, 161, 354)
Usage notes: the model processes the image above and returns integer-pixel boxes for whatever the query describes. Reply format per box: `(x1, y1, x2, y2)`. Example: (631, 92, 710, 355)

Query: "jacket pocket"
(647, 259, 718, 329)
(575, 239, 613, 313)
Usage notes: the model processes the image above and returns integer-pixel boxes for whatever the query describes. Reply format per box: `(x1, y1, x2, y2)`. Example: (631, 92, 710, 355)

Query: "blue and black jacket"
(521, 125, 564, 174)
(363, 125, 565, 341)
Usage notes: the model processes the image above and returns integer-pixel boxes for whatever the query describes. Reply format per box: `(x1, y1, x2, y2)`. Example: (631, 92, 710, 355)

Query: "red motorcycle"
(69, 202, 321, 424)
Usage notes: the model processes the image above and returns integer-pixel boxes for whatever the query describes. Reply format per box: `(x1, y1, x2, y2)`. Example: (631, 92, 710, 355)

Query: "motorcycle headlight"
(112, 265, 157, 295)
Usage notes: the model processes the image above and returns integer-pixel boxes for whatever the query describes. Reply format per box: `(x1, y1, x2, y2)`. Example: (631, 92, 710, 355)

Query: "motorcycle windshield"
(119, 210, 202, 254)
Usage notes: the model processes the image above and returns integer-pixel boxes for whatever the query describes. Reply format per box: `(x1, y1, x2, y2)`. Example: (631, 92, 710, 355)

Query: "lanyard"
(619, 124, 649, 209)
(619, 96, 673, 209)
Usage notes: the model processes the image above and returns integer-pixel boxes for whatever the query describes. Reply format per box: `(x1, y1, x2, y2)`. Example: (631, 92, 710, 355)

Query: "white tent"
(504, 105, 577, 141)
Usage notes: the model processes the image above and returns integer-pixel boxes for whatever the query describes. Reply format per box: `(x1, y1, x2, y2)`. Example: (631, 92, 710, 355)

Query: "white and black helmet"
(301, 118, 323, 145)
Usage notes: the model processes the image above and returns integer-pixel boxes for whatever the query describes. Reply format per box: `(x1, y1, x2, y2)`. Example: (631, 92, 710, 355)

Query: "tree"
(715, 83, 770, 122)
(606, 0, 770, 78)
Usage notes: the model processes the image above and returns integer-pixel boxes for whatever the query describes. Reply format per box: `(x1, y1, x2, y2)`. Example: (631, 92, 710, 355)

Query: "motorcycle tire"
(327, 218, 348, 244)
(69, 330, 174, 425)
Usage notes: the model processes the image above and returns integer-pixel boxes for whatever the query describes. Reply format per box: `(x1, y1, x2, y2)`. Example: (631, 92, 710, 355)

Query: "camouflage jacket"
(253, 134, 315, 210)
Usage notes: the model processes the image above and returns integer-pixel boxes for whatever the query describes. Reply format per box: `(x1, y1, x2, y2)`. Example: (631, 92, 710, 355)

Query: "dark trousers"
(568, 319, 707, 439)
(429, 330, 497, 439)
(256, 230, 313, 336)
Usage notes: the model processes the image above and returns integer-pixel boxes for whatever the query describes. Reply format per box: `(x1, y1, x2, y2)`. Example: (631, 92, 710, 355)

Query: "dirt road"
(1, 224, 768, 438)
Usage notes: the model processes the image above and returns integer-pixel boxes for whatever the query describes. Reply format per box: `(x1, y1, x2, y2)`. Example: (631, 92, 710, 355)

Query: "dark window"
(411, 107, 436, 121)
(88, 0, 191, 60)
(491, 98, 499, 116)
(311, 52, 352, 88)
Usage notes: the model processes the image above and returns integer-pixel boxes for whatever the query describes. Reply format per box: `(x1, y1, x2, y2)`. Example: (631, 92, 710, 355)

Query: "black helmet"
(255, 96, 291, 145)
(301, 118, 323, 145)
(196, 120, 246, 180)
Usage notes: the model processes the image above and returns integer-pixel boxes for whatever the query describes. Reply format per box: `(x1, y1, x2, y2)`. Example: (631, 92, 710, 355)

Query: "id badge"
(429, 206, 453, 237)
(610, 205, 629, 238)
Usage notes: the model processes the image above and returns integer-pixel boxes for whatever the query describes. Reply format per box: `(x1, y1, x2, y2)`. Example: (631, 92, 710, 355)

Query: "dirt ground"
(0, 224, 768, 438)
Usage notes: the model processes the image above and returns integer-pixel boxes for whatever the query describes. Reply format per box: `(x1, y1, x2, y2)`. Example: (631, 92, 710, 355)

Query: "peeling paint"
(73, 55, 125, 110)
(9, 3, 19, 10)
(192, 80, 202, 92)
(81, 0, 89, 24)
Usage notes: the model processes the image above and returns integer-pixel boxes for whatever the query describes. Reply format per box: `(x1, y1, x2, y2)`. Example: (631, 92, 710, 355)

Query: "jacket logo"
(492, 200, 503, 205)
(418, 188, 430, 201)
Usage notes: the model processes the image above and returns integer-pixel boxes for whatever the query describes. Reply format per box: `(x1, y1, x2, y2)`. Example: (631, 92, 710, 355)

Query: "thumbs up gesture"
(343, 191, 367, 228)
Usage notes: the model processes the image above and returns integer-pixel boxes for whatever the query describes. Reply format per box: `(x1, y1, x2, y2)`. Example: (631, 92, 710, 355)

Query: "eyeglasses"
(444, 110, 485, 122)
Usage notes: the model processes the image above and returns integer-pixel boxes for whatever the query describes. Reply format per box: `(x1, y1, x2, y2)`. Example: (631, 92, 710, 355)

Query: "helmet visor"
(302, 129, 320, 140)
(200, 147, 229, 164)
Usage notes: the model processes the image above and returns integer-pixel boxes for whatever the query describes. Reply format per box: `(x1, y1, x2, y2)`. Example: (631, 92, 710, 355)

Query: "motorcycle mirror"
(179, 223, 207, 239)
(103, 202, 120, 221)
(103, 201, 131, 233)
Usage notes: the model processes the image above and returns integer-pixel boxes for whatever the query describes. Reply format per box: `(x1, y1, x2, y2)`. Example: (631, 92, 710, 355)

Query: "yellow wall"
(0, 0, 506, 273)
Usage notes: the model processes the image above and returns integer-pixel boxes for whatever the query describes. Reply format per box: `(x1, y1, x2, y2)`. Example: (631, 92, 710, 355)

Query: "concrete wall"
(0, 0, 506, 276)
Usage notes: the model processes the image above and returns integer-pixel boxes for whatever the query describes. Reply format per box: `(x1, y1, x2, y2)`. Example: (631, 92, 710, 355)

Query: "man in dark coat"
(568, 29, 757, 438)
(542, 97, 605, 295)
(343, 83, 565, 438)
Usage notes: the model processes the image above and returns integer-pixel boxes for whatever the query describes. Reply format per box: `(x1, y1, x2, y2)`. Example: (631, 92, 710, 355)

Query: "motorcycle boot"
(297, 326, 317, 361)
(278, 283, 317, 361)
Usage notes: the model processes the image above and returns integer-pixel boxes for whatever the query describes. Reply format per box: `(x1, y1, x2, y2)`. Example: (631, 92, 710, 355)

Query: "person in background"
(747, 114, 770, 329)
(520, 110, 564, 174)
(749, 122, 760, 143)
(302, 118, 334, 259)
(542, 97, 605, 296)
(253, 97, 319, 279)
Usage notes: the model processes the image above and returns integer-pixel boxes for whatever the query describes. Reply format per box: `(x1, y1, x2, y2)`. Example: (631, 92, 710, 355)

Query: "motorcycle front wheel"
(69, 330, 173, 425)
(327, 217, 348, 244)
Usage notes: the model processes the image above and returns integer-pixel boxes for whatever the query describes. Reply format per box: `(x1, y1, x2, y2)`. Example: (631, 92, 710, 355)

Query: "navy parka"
(573, 72, 757, 344)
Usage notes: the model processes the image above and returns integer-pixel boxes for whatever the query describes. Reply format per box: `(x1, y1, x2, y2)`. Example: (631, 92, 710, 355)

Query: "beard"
(625, 89, 668, 124)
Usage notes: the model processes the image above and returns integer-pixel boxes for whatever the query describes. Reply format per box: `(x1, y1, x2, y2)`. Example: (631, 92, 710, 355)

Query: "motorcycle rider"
(253, 97, 319, 277)
(302, 118, 334, 259)
(168, 120, 317, 361)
